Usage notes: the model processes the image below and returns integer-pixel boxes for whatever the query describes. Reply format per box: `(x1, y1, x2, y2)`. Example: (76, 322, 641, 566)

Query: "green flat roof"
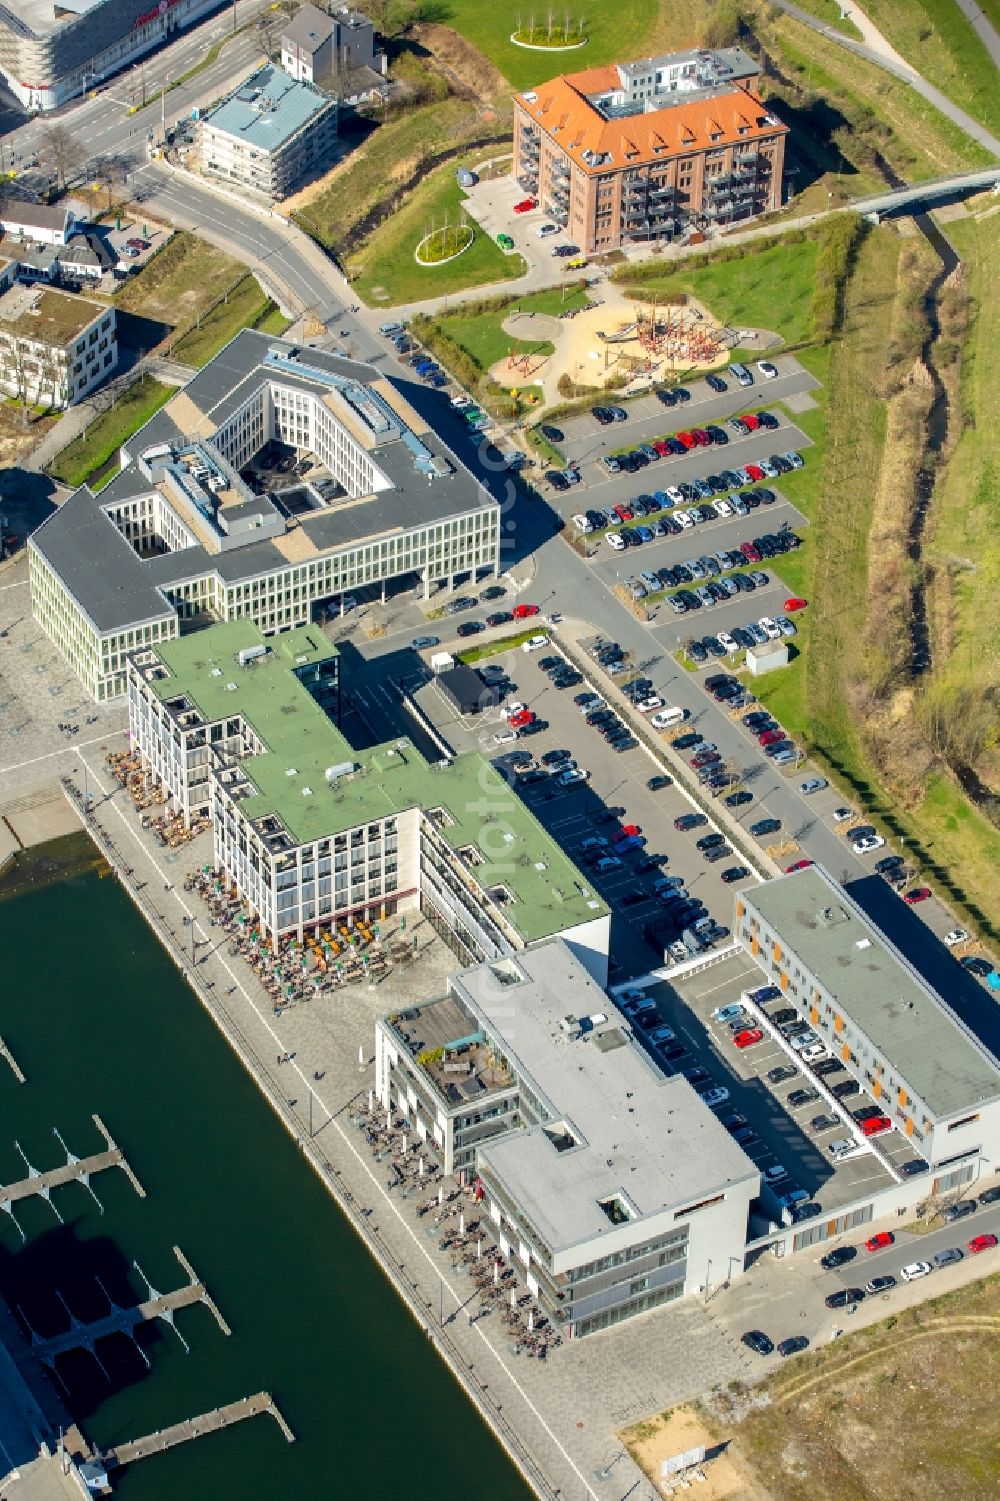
(151, 623, 608, 945)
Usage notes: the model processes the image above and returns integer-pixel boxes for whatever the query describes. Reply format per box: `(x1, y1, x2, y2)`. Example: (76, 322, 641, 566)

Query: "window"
(947, 1113, 980, 1132)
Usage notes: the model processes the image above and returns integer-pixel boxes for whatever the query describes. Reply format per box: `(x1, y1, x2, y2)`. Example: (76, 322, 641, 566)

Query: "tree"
(91, 153, 132, 213)
(37, 123, 84, 192)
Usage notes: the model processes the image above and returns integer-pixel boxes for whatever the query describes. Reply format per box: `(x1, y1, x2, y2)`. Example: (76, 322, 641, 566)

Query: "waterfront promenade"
(60, 740, 750, 1501)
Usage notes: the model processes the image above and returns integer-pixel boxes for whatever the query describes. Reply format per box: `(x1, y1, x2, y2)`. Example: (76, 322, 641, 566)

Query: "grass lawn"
(707, 1273, 1000, 1500)
(777, 0, 862, 36)
(758, 5, 994, 178)
(435, 285, 591, 373)
(613, 237, 819, 347)
(49, 378, 173, 490)
(456, 628, 543, 661)
(170, 276, 288, 367)
(924, 211, 1000, 732)
(432, 0, 664, 91)
(345, 167, 526, 306)
(861, 0, 1000, 136)
(114, 231, 248, 329)
(294, 99, 502, 253)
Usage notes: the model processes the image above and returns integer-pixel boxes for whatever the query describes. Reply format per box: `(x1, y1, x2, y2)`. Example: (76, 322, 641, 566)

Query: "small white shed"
(746, 640, 789, 676)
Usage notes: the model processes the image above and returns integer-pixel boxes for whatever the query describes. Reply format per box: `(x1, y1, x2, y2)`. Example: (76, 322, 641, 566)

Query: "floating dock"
(102, 1390, 294, 1470)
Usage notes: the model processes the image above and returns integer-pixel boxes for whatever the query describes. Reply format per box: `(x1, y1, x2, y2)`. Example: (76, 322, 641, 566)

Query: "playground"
(487, 284, 736, 406)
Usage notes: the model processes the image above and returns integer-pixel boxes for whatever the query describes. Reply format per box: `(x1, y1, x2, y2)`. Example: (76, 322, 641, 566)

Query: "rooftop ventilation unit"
(324, 761, 356, 783)
(237, 643, 267, 667)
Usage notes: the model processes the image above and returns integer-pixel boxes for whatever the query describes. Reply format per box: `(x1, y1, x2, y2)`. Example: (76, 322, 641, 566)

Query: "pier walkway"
(0, 1116, 145, 1235)
(25, 1247, 230, 1369)
(103, 1391, 294, 1470)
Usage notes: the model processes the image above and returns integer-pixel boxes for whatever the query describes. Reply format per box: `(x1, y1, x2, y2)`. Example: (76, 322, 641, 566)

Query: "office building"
(376, 941, 757, 1336)
(200, 63, 337, 201)
(29, 330, 500, 701)
(0, 0, 222, 111)
(513, 47, 787, 252)
(737, 869, 1000, 1181)
(0, 284, 115, 406)
(127, 622, 610, 979)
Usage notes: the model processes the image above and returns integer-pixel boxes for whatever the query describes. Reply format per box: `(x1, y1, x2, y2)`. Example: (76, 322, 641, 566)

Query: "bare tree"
(37, 123, 84, 192)
(91, 153, 132, 213)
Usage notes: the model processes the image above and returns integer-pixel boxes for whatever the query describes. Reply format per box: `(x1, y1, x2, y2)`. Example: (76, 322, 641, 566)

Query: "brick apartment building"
(513, 47, 788, 252)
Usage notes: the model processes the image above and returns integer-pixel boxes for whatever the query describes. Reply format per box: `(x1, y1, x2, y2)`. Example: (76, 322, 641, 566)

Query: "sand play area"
(622, 1405, 773, 1500)
(488, 286, 734, 405)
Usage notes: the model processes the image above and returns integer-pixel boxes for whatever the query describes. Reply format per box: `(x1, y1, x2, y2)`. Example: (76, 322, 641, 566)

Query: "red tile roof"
(516, 70, 787, 173)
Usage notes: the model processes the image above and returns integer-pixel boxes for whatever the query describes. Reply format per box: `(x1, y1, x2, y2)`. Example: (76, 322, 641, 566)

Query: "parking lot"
(624, 950, 928, 1232)
(407, 637, 764, 978)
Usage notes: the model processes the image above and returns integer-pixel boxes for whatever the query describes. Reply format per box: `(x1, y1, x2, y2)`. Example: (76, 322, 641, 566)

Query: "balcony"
(520, 137, 540, 160)
(544, 202, 569, 227)
(551, 157, 570, 180)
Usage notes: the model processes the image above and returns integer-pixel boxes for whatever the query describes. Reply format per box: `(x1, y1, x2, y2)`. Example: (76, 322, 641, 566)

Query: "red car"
(744, 464, 765, 482)
(861, 1115, 893, 1136)
(612, 824, 641, 842)
(614, 503, 634, 521)
(759, 729, 785, 746)
(904, 887, 932, 905)
(968, 1234, 998, 1254)
(508, 709, 535, 729)
(511, 603, 540, 619)
(733, 1028, 764, 1049)
(690, 428, 711, 446)
(784, 597, 808, 612)
(653, 440, 672, 457)
(513, 197, 537, 213)
(740, 541, 762, 563)
(743, 413, 760, 431)
(786, 859, 814, 872)
(865, 1232, 895, 1253)
(675, 431, 697, 450)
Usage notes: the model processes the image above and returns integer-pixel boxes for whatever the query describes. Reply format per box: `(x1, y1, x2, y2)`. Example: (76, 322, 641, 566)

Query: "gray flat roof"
(464, 943, 757, 1257)
(30, 330, 495, 637)
(281, 3, 336, 49)
(744, 867, 1000, 1117)
(203, 64, 333, 153)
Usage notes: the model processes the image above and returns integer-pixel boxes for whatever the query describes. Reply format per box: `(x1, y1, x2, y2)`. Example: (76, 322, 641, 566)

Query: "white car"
(650, 708, 685, 729)
(536, 222, 558, 238)
(571, 513, 593, 532)
(506, 701, 527, 716)
(759, 616, 782, 640)
(800, 777, 828, 795)
(558, 766, 588, 785)
(944, 928, 970, 947)
(718, 632, 739, 654)
(713, 498, 733, 517)
(666, 486, 685, 505)
(637, 696, 664, 713)
(606, 532, 626, 551)
(853, 835, 886, 855)
(522, 635, 548, 653)
(900, 1261, 932, 1282)
(578, 697, 606, 714)
(832, 807, 855, 824)
(701, 1087, 730, 1108)
(493, 729, 517, 745)
(675, 510, 695, 529)
(544, 612, 562, 626)
(789, 1030, 820, 1051)
(451, 395, 472, 410)
(757, 360, 779, 380)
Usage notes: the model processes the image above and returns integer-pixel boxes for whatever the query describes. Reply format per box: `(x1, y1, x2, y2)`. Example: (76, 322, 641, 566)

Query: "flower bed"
(414, 224, 475, 266)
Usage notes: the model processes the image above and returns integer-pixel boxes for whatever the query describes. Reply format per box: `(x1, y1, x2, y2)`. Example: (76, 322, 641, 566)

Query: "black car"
(865, 1275, 897, 1295)
(821, 1245, 858, 1270)
(613, 737, 639, 753)
(547, 471, 569, 491)
(674, 813, 707, 832)
(942, 1199, 977, 1223)
(541, 424, 564, 443)
(647, 775, 673, 791)
(673, 732, 703, 751)
(457, 620, 484, 637)
(788, 1088, 819, 1108)
(810, 1113, 839, 1132)
(486, 611, 513, 628)
(831, 1079, 860, 1099)
(687, 641, 708, 663)
(813, 1059, 844, 1077)
(705, 425, 728, 445)
(725, 790, 753, 809)
(541, 749, 571, 766)
(767, 1064, 798, 1085)
(961, 956, 994, 976)
(683, 1066, 710, 1085)
(660, 1042, 687, 1062)
(825, 1288, 865, 1310)
(741, 1328, 774, 1356)
(777, 1336, 809, 1358)
(696, 832, 725, 851)
(979, 1186, 1000, 1206)
(656, 388, 677, 407)
(750, 818, 781, 837)
(771, 1008, 797, 1025)
(706, 374, 728, 393)
(519, 719, 548, 736)
(592, 406, 614, 425)
(721, 865, 750, 883)
(852, 1106, 884, 1123)
(480, 584, 507, 601)
(621, 890, 647, 908)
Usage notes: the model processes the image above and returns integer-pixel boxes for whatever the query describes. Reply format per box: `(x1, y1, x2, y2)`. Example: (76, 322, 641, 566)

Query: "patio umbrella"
(358, 1044, 365, 1069)
(527, 1310, 534, 1332)
(510, 1288, 516, 1310)
(476, 1238, 482, 1260)
(459, 1213, 465, 1235)
(438, 1186, 444, 1207)
(418, 1156, 425, 1176)
(401, 1132, 408, 1154)
(368, 1090, 374, 1112)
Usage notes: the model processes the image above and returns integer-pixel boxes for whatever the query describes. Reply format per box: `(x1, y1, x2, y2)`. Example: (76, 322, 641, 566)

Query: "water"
(0, 844, 533, 1501)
